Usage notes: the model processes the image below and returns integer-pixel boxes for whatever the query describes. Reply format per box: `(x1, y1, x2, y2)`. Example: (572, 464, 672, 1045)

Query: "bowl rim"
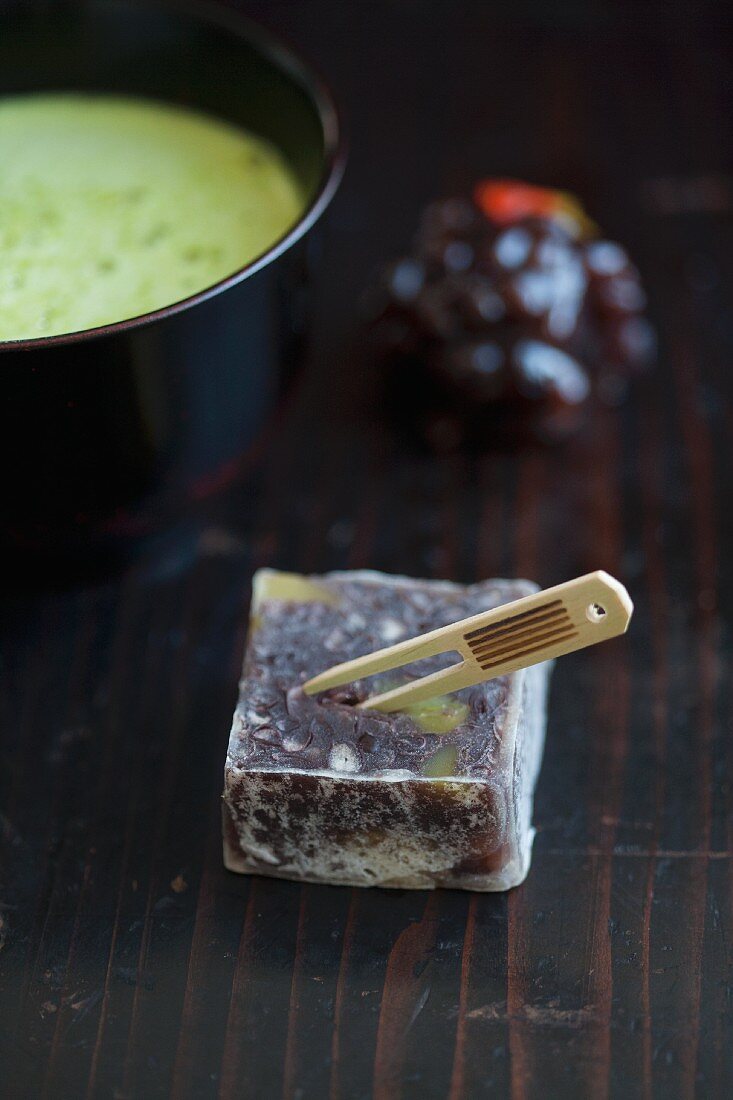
(0, 0, 346, 352)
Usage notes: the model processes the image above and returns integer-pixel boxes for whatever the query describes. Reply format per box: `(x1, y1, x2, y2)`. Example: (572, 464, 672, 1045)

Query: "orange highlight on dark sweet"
(473, 180, 562, 223)
(473, 179, 595, 237)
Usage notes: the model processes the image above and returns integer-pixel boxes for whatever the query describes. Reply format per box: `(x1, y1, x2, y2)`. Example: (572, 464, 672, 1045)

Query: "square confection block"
(223, 569, 552, 891)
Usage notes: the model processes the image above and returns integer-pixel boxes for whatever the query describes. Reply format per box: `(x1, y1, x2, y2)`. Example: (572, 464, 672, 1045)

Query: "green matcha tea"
(0, 94, 304, 341)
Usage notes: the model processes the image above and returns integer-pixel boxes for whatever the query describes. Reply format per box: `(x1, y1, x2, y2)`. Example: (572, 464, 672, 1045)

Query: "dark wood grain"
(2, 0, 733, 1096)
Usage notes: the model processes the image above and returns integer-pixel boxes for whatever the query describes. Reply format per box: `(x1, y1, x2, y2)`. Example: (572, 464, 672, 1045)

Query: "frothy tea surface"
(0, 94, 304, 341)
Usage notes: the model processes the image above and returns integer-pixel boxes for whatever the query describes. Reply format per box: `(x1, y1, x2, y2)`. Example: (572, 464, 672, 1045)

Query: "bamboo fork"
(303, 571, 633, 713)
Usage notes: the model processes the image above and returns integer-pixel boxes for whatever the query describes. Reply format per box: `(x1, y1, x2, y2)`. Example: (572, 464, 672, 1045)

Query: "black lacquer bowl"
(0, 0, 343, 574)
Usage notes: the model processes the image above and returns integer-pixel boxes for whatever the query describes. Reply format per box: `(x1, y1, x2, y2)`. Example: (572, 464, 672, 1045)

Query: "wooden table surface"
(2, 1, 733, 1096)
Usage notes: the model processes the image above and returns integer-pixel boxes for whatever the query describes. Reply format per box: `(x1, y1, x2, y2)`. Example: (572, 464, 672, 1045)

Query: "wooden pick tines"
(302, 571, 633, 713)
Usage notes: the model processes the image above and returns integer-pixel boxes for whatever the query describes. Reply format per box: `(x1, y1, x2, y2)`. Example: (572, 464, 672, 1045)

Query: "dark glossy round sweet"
(372, 187, 652, 448)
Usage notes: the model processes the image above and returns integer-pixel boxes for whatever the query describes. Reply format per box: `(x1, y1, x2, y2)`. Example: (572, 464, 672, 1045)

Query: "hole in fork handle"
(586, 602, 607, 623)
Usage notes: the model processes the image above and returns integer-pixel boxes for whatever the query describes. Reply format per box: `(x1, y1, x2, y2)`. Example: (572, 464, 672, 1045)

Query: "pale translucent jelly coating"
(223, 570, 552, 891)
